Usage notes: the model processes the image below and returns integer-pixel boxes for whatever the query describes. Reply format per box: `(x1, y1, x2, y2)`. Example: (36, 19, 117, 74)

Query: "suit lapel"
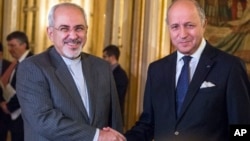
(165, 53, 179, 120)
(11, 52, 33, 88)
(49, 48, 90, 122)
(177, 45, 216, 120)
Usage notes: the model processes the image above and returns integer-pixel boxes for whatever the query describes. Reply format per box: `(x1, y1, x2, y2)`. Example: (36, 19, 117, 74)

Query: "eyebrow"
(57, 24, 86, 28)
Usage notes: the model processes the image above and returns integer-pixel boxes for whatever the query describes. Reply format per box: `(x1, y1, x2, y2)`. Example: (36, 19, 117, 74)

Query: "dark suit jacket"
(1, 59, 11, 75)
(16, 47, 123, 141)
(6, 52, 33, 113)
(125, 43, 250, 141)
(113, 64, 128, 116)
(0, 59, 11, 102)
(0, 59, 11, 122)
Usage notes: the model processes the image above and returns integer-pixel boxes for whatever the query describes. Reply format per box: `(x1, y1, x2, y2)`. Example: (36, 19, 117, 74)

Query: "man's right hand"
(98, 127, 126, 141)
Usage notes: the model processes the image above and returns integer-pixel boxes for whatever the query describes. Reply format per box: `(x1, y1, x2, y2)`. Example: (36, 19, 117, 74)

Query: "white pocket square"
(200, 81, 215, 88)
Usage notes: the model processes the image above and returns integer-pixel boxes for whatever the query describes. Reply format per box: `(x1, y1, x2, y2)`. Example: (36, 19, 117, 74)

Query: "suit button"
(174, 131, 179, 135)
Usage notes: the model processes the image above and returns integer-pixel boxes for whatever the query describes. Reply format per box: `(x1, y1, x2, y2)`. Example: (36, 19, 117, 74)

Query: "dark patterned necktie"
(11, 61, 19, 89)
(176, 56, 192, 117)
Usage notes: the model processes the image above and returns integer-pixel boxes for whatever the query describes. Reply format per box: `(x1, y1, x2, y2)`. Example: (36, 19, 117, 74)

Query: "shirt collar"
(177, 38, 206, 62)
(62, 55, 81, 66)
(19, 50, 30, 62)
(111, 63, 119, 71)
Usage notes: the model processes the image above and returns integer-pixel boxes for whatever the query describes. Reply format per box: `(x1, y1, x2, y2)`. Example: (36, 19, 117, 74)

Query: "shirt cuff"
(93, 128, 99, 141)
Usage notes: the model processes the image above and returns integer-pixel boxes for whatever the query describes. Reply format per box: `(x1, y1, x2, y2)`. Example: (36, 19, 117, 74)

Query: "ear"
(203, 19, 207, 28)
(47, 27, 53, 41)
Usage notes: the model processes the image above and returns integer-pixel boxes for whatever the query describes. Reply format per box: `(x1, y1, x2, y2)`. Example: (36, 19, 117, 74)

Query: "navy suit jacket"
(0, 59, 11, 119)
(125, 43, 250, 141)
(1, 59, 11, 76)
(113, 64, 128, 116)
(6, 52, 33, 113)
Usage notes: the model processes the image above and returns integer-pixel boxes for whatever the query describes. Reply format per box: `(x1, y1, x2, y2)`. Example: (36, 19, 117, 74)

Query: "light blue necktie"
(176, 56, 192, 117)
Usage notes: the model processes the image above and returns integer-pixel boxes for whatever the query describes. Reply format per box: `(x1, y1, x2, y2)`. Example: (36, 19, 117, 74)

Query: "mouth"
(179, 40, 190, 43)
(64, 42, 82, 50)
(64, 39, 82, 46)
(65, 42, 80, 46)
(179, 41, 191, 46)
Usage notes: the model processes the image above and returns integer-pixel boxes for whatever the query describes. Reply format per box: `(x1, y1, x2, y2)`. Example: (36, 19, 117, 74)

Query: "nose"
(68, 29, 78, 39)
(179, 27, 188, 39)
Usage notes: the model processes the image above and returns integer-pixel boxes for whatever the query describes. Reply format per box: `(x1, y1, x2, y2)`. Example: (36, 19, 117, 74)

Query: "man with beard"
(16, 3, 125, 141)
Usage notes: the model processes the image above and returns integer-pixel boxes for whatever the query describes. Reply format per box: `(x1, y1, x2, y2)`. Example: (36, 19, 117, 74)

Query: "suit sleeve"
(114, 68, 129, 114)
(125, 65, 154, 141)
(109, 68, 124, 133)
(226, 58, 250, 124)
(7, 95, 20, 112)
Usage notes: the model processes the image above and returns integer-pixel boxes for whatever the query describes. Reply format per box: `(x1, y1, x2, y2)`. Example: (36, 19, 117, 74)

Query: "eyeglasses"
(51, 25, 88, 34)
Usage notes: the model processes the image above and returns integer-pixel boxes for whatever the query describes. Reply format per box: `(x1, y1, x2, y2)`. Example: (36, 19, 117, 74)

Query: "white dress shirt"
(62, 56, 99, 141)
(176, 38, 206, 86)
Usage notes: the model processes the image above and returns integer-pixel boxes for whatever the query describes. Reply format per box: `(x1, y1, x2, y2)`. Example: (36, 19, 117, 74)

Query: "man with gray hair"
(16, 2, 125, 141)
(125, 0, 250, 141)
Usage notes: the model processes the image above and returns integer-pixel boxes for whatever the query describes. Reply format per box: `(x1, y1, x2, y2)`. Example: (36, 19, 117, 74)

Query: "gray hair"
(48, 3, 88, 27)
(166, 0, 206, 25)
